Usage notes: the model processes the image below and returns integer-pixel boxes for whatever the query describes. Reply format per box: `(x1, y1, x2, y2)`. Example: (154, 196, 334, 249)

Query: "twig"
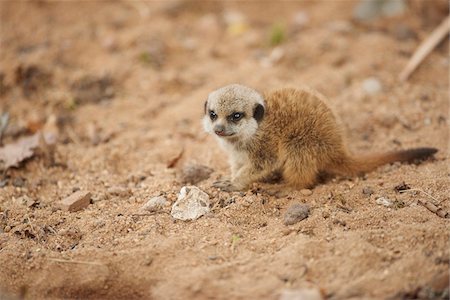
(167, 148, 184, 168)
(399, 188, 440, 203)
(399, 16, 450, 81)
(400, 189, 449, 218)
(417, 199, 449, 219)
(0, 112, 9, 146)
(47, 258, 104, 266)
(46, 225, 57, 235)
(131, 211, 170, 217)
(27, 215, 41, 244)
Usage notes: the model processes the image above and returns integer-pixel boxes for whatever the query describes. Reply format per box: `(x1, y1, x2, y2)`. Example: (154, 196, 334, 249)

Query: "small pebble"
(393, 24, 417, 41)
(353, 0, 405, 21)
(144, 256, 153, 266)
(141, 196, 168, 212)
(17, 195, 37, 207)
(58, 191, 91, 212)
(376, 197, 393, 207)
(292, 11, 309, 28)
(362, 186, 374, 196)
(322, 210, 330, 219)
(300, 189, 313, 196)
(394, 182, 410, 192)
(12, 177, 25, 187)
(362, 77, 382, 95)
(180, 164, 213, 184)
(107, 186, 131, 197)
(283, 203, 310, 225)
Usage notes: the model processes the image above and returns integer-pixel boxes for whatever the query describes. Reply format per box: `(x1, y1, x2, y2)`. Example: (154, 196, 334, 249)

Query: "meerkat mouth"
(215, 131, 235, 137)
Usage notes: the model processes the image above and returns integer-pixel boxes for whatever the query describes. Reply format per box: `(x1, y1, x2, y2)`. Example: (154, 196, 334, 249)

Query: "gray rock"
(141, 196, 168, 212)
(180, 164, 213, 184)
(381, 0, 406, 17)
(362, 77, 382, 95)
(171, 186, 210, 221)
(283, 203, 310, 225)
(12, 177, 25, 187)
(353, 0, 406, 21)
(393, 24, 417, 41)
(354, 0, 382, 21)
(362, 186, 374, 196)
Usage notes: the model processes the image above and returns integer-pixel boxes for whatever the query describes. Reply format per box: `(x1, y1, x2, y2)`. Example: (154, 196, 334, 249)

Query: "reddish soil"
(0, 1, 448, 299)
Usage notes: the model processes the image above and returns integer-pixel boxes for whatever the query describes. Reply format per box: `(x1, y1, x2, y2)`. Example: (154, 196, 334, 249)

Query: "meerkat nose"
(215, 129, 225, 136)
(214, 124, 225, 132)
(214, 124, 225, 136)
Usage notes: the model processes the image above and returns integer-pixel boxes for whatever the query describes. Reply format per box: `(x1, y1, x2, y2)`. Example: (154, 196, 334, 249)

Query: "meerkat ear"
(253, 103, 265, 122)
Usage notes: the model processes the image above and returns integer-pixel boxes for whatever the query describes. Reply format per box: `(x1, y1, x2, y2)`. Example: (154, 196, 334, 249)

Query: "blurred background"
(0, 0, 448, 170)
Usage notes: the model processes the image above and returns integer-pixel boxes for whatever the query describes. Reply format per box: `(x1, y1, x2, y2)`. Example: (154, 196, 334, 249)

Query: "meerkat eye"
(209, 110, 217, 121)
(229, 112, 244, 122)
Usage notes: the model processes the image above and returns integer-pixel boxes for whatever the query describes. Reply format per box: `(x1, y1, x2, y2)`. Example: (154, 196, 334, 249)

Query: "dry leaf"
(0, 132, 56, 171)
(167, 148, 184, 168)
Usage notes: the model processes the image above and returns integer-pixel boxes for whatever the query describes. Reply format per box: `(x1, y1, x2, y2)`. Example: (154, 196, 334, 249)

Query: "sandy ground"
(0, 1, 449, 299)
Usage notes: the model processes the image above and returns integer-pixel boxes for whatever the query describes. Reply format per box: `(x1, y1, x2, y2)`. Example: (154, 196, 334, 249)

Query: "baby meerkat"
(203, 84, 437, 191)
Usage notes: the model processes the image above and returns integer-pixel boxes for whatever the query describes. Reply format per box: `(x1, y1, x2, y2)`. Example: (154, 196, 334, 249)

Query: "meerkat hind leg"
(283, 156, 319, 189)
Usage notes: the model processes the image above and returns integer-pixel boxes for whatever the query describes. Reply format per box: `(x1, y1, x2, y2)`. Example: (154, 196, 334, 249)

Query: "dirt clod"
(362, 186, 374, 196)
(12, 177, 25, 187)
(107, 186, 131, 198)
(283, 203, 310, 225)
(394, 182, 411, 192)
(141, 196, 168, 212)
(58, 191, 91, 212)
(71, 75, 114, 104)
(300, 188, 313, 196)
(14, 65, 51, 97)
(180, 163, 213, 184)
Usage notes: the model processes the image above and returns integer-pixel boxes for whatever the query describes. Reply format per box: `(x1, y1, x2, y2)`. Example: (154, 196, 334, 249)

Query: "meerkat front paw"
(213, 180, 241, 192)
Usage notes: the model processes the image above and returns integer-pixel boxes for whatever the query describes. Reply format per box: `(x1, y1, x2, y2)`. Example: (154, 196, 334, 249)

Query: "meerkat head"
(203, 84, 265, 143)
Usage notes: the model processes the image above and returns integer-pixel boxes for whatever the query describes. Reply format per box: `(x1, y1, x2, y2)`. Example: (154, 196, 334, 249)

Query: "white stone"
(292, 11, 309, 28)
(362, 77, 382, 95)
(171, 186, 210, 221)
(376, 197, 392, 207)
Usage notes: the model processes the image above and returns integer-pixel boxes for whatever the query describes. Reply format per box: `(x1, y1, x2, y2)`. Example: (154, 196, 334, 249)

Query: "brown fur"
(203, 85, 437, 191)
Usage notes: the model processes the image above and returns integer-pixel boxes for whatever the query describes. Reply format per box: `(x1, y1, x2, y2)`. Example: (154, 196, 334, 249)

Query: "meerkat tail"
(335, 147, 438, 176)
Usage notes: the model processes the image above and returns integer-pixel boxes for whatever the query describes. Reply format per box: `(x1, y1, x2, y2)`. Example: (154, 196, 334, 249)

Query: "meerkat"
(202, 84, 437, 192)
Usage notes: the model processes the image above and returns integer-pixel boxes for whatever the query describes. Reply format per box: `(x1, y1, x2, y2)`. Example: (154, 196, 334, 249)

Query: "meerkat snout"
(213, 124, 226, 136)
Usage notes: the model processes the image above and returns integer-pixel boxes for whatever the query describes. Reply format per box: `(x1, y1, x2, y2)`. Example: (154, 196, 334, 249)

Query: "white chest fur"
(217, 138, 249, 176)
